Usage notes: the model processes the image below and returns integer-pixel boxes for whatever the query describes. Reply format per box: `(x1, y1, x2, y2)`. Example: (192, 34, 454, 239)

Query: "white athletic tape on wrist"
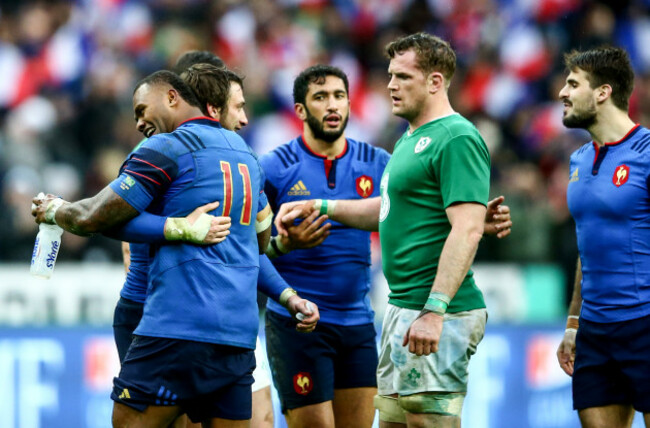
(165, 214, 212, 243)
(314, 199, 336, 216)
(279, 288, 297, 307)
(44, 198, 64, 225)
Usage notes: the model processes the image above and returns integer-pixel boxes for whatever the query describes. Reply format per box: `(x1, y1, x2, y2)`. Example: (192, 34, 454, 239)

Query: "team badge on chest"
(613, 165, 629, 187)
(356, 175, 374, 198)
(414, 137, 432, 153)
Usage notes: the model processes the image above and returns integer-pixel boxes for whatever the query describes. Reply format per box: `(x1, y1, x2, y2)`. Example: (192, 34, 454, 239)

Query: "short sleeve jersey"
(259, 137, 390, 326)
(109, 117, 268, 349)
(378, 114, 490, 312)
(567, 125, 650, 323)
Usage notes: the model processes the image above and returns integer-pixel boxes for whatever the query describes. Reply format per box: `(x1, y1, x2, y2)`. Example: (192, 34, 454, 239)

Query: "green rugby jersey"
(378, 114, 490, 312)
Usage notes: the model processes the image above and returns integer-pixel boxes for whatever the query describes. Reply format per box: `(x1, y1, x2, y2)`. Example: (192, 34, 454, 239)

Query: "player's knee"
(374, 395, 407, 424)
(398, 392, 465, 417)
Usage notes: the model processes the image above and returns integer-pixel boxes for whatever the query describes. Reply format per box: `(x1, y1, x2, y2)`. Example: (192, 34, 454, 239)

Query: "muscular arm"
(403, 202, 486, 356)
(328, 197, 380, 231)
(432, 202, 486, 297)
(557, 257, 582, 376)
(35, 187, 139, 236)
(275, 197, 380, 235)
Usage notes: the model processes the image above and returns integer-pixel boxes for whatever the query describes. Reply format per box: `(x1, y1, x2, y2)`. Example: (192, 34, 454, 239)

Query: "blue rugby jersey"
(109, 117, 268, 349)
(260, 136, 390, 326)
(567, 124, 650, 323)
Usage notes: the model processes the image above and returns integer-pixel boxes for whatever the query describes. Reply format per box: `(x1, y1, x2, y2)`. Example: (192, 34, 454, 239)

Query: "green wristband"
(319, 199, 328, 216)
(423, 292, 451, 315)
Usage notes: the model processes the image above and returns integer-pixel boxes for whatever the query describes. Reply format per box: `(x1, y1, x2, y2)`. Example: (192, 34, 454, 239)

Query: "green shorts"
(376, 304, 487, 396)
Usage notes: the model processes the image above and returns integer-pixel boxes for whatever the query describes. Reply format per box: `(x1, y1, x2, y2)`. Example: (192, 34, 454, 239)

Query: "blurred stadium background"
(1, 0, 649, 427)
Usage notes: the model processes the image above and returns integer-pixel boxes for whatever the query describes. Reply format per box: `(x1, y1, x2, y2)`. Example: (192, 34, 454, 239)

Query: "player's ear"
(295, 103, 307, 120)
(427, 72, 444, 94)
(167, 88, 179, 107)
(206, 103, 220, 120)
(596, 84, 612, 104)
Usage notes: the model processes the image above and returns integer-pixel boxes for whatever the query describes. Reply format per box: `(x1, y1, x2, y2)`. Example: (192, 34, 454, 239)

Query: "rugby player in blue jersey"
(114, 52, 317, 428)
(256, 65, 389, 428)
(557, 46, 650, 428)
(181, 61, 321, 428)
(32, 70, 273, 427)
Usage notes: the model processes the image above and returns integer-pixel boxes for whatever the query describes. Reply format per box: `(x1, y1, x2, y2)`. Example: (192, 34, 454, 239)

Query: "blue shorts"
(112, 297, 144, 363)
(573, 314, 650, 412)
(265, 310, 378, 412)
(111, 335, 255, 422)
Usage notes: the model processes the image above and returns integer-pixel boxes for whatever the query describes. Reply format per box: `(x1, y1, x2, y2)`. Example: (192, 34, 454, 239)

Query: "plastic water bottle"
(30, 223, 63, 279)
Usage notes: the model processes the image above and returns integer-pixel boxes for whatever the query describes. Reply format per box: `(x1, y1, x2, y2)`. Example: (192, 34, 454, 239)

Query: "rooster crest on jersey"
(613, 165, 630, 187)
(356, 175, 373, 198)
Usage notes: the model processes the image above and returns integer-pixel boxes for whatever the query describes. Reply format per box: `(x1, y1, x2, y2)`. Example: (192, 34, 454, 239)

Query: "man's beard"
(305, 108, 348, 143)
(562, 103, 597, 129)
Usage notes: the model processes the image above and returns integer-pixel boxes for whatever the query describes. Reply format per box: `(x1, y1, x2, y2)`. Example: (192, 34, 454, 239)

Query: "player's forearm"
(55, 187, 139, 235)
(567, 257, 583, 316)
(257, 255, 290, 303)
(104, 211, 167, 243)
(328, 197, 380, 231)
(429, 222, 483, 300)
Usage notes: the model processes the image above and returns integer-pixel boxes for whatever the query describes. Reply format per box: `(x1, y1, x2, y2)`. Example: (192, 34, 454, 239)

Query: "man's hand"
(557, 329, 577, 376)
(186, 201, 231, 244)
(274, 200, 318, 236)
(165, 201, 232, 244)
(279, 209, 331, 251)
(484, 195, 512, 239)
(402, 311, 443, 356)
(285, 295, 320, 333)
(31, 193, 63, 224)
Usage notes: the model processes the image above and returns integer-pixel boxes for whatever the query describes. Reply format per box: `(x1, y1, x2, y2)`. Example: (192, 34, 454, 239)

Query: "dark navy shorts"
(111, 335, 255, 422)
(112, 297, 144, 363)
(265, 310, 378, 412)
(573, 314, 650, 412)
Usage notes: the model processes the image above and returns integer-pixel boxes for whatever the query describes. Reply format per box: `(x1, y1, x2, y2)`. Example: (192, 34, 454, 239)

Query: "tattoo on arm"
(57, 187, 139, 235)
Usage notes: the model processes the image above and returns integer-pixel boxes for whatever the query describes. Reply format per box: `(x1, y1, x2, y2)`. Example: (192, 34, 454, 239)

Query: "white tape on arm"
(255, 211, 273, 233)
(44, 198, 65, 225)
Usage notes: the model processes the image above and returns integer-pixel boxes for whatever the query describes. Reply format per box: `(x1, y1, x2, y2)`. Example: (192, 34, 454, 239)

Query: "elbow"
(470, 228, 484, 246)
(463, 224, 484, 247)
(69, 209, 104, 235)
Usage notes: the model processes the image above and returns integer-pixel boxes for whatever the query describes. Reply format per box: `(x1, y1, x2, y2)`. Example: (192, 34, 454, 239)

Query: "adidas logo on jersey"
(288, 180, 311, 196)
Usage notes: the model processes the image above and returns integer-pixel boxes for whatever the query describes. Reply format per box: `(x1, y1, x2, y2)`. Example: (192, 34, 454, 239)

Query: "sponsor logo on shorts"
(120, 175, 137, 191)
(119, 388, 131, 400)
(569, 168, 579, 183)
(288, 180, 310, 196)
(613, 164, 629, 187)
(356, 175, 373, 198)
(414, 137, 432, 153)
(293, 372, 313, 395)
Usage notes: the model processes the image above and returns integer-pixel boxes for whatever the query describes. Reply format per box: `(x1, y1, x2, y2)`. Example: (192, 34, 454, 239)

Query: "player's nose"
(136, 119, 146, 133)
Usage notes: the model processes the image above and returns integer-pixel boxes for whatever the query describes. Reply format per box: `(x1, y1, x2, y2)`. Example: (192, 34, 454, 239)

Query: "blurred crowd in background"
(1, 0, 650, 303)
